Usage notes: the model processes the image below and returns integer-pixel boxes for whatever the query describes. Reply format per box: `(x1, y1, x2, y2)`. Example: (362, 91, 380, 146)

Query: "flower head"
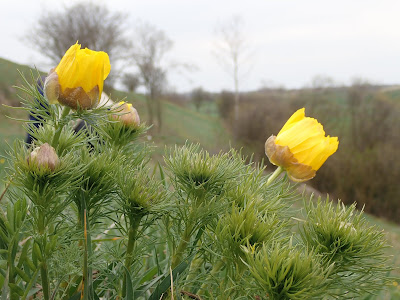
(111, 101, 140, 127)
(28, 143, 59, 172)
(44, 42, 111, 109)
(265, 108, 338, 182)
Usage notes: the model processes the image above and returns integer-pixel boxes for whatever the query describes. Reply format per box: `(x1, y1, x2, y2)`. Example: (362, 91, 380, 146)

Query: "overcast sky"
(1, 0, 400, 92)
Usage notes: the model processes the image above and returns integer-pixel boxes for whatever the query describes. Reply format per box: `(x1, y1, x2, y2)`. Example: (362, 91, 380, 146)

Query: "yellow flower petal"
(277, 108, 305, 135)
(276, 118, 325, 151)
(50, 42, 111, 109)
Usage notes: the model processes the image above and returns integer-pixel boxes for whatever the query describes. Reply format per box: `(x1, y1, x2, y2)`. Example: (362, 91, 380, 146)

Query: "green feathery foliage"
(115, 164, 168, 230)
(300, 198, 391, 298)
(213, 201, 286, 270)
(245, 242, 333, 300)
(164, 143, 245, 201)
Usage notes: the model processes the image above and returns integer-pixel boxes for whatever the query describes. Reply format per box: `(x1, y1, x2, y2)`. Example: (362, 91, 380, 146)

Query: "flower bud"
(44, 43, 110, 110)
(28, 143, 59, 172)
(111, 101, 140, 127)
(43, 70, 60, 104)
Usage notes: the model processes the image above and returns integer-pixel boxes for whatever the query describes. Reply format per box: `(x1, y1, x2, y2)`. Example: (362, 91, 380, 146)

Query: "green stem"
(197, 260, 224, 295)
(87, 229, 93, 298)
(51, 107, 71, 146)
(81, 205, 94, 300)
(122, 215, 142, 297)
(185, 255, 203, 283)
(171, 220, 193, 269)
(266, 166, 284, 187)
(40, 261, 50, 300)
(38, 214, 50, 300)
(171, 196, 207, 269)
(82, 209, 88, 300)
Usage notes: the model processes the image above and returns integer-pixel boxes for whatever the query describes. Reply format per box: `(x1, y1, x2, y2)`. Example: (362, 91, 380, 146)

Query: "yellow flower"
(111, 101, 140, 127)
(265, 108, 339, 182)
(44, 42, 111, 109)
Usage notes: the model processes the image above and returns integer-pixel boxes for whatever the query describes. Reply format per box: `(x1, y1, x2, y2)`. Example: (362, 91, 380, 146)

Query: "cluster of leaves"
(0, 73, 394, 299)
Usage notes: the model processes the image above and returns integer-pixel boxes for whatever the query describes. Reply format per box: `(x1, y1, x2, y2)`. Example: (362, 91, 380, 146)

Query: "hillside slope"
(0, 57, 46, 105)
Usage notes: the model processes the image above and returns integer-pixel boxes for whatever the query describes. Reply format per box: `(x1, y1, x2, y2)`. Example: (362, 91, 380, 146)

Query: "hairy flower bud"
(44, 42, 111, 110)
(111, 101, 140, 127)
(265, 108, 338, 182)
(28, 143, 59, 172)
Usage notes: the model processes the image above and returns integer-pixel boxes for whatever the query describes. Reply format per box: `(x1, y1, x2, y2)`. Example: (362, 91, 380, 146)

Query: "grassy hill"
(0, 57, 45, 106)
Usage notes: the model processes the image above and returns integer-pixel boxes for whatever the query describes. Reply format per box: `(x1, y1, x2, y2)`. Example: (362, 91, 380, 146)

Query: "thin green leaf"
(148, 253, 195, 300)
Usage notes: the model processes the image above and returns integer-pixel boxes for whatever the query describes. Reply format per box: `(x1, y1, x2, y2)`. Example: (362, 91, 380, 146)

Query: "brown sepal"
(265, 135, 316, 182)
(59, 85, 99, 110)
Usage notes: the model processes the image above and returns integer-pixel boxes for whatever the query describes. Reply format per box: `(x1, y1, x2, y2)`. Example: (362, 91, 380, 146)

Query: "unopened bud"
(28, 143, 59, 172)
(111, 101, 140, 127)
(43, 71, 60, 104)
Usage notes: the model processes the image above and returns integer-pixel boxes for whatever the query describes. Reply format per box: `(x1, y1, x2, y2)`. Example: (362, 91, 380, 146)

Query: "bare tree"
(310, 75, 336, 90)
(191, 87, 208, 111)
(122, 73, 141, 93)
(26, 3, 129, 89)
(213, 15, 252, 122)
(130, 22, 172, 130)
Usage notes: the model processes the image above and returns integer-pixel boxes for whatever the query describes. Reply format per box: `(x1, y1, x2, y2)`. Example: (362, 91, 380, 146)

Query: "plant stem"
(38, 212, 50, 300)
(185, 255, 203, 283)
(266, 166, 284, 187)
(40, 261, 50, 300)
(197, 260, 224, 296)
(122, 215, 142, 297)
(171, 196, 206, 270)
(171, 220, 193, 269)
(51, 107, 70, 146)
(81, 207, 94, 300)
(0, 181, 11, 203)
(82, 209, 89, 300)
